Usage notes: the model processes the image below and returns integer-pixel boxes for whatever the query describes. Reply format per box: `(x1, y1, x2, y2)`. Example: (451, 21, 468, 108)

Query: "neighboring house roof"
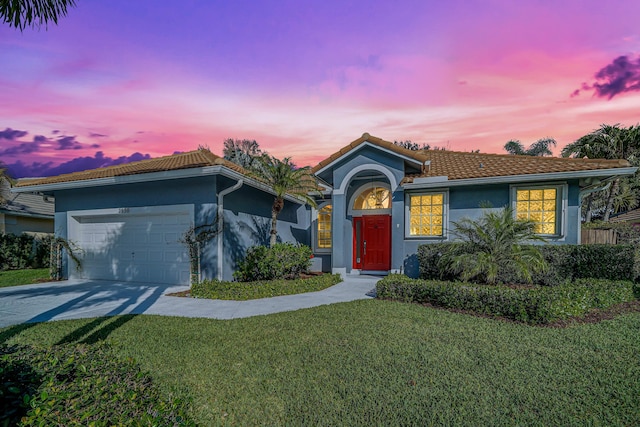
(1, 177, 54, 218)
(610, 208, 640, 223)
(14, 149, 248, 188)
(313, 133, 633, 184)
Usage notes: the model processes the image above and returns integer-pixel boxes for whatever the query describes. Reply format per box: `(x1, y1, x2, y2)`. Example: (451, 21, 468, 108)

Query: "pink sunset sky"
(1, 0, 639, 177)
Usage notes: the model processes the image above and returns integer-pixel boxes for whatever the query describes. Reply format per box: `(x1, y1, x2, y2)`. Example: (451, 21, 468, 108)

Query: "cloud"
(89, 132, 108, 138)
(56, 135, 83, 150)
(0, 128, 28, 140)
(573, 55, 640, 99)
(0, 137, 43, 156)
(5, 151, 152, 178)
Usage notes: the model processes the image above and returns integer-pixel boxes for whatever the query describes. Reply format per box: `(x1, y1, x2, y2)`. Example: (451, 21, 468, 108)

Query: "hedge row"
(418, 243, 640, 285)
(377, 274, 639, 324)
(0, 233, 51, 271)
(0, 343, 193, 426)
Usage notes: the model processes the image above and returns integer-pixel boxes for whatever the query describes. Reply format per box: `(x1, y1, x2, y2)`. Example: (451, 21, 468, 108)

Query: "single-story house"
(1, 176, 54, 236)
(13, 133, 636, 284)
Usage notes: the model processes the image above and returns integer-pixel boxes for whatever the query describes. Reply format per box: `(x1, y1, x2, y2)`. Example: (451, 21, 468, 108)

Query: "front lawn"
(190, 273, 342, 300)
(1, 300, 639, 426)
(0, 268, 50, 288)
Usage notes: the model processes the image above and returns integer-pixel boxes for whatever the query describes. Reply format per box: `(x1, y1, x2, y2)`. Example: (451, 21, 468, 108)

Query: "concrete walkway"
(0, 275, 380, 328)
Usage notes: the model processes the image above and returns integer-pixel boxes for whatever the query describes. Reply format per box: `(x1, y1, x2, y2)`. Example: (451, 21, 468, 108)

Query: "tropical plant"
(562, 123, 640, 221)
(252, 155, 318, 247)
(504, 137, 557, 156)
(441, 206, 547, 285)
(179, 219, 221, 284)
(49, 235, 82, 280)
(1, 0, 76, 30)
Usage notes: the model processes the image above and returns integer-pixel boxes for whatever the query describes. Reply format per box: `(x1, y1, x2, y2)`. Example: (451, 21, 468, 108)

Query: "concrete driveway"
(0, 276, 379, 328)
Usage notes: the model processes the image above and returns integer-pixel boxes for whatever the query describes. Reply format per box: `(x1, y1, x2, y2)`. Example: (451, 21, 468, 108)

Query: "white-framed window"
(405, 191, 448, 238)
(313, 202, 332, 252)
(511, 183, 566, 237)
(348, 181, 392, 217)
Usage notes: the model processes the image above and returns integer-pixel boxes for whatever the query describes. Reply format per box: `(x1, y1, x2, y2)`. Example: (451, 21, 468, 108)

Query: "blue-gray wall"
(53, 175, 310, 281)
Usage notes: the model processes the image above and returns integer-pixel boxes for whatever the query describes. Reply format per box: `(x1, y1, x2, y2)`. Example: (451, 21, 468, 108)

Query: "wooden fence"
(581, 228, 618, 245)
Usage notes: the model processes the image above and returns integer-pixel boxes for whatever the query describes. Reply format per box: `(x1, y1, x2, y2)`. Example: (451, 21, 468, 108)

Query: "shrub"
(441, 207, 547, 285)
(192, 273, 342, 300)
(418, 243, 640, 285)
(571, 244, 638, 280)
(377, 274, 638, 324)
(0, 342, 193, 426)
(0, 233, 53, 271)
(233, 243, 312, 281)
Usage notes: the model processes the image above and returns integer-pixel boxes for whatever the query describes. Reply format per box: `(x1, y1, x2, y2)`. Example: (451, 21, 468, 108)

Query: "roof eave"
(402, 167, 638, 190)
(313, 141, 425, 176)
(12, 165, 309, 205)
(0, 209, 53, 220)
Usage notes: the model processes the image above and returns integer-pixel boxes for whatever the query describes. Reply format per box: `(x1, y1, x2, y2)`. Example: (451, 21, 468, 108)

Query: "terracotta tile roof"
(312, 133, 632, 182)
(15, 149, 250, 188)
(404, 149, 631, 182)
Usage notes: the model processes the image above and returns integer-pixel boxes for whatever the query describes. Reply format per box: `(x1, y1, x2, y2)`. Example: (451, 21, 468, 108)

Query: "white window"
(317, 204, 332, 249)
(406, 191, 448, 238)
(512, 184, 565, 237)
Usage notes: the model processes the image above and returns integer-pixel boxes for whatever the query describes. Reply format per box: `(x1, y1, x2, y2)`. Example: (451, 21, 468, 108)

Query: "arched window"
(353, 186, 390, 210)
(317, 204, 332, 249)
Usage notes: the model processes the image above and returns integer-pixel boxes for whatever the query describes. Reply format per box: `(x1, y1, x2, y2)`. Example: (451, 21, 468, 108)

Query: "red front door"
(353, 215, 391, 271)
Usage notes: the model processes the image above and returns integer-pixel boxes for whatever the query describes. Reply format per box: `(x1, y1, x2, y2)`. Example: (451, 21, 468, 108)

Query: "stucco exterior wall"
(401, 181, 583, 277)
(52, 175, 310, 282)
(2, 215, 54, 235)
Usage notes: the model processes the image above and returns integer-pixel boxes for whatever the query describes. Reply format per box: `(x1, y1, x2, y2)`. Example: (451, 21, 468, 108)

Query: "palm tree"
(1, 0, 76, 30)
(504, 138, 556, 156)
(253, 155, 318, 247)
(441, 206, 547, 285)
(562, 124, 640, 221)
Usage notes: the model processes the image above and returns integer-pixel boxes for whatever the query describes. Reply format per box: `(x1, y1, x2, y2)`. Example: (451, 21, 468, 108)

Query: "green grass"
(191, 273, 342, 300)
(1, 301, 639, 426)
(0, 268, 49, 288)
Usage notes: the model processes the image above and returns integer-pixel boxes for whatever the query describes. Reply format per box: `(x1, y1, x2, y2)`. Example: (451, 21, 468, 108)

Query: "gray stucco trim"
(402, 167, 638, 190)
(509, 182, 569, 242)
(334, 163, 399, 195)
(314, 141, 424, 176)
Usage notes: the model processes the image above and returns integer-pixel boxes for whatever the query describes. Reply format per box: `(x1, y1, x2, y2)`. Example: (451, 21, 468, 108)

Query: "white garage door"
(71, 208, 191, 285)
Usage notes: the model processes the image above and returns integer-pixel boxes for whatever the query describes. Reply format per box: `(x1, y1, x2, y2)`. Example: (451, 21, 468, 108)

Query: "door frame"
(352, 214, 391, 271)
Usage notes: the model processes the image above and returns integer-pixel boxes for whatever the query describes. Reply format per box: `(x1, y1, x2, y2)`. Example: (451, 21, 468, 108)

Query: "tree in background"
(394, 140, 431, 151)
(223, 138, 263, 170)
(504, 137, 557, 156)
(393, 140, 451, 151)
(0, 164, 13, 205)
(562, 124, 640, 221)
(252, 156, 317, 247)
(1, 0, 76, 30)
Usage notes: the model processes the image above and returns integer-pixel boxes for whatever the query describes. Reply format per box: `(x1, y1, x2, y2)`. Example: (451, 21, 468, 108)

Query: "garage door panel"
(72, 209, 191, 285)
